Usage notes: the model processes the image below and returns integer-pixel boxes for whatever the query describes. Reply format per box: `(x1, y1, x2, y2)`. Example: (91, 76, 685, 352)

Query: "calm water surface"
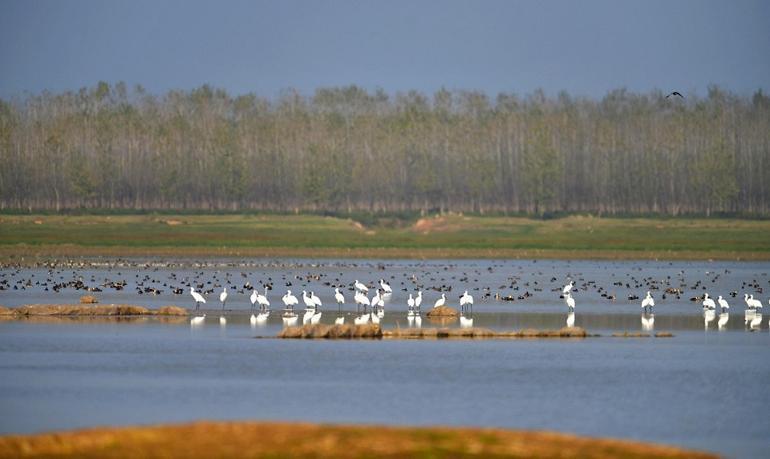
(1, 259, 769, 458)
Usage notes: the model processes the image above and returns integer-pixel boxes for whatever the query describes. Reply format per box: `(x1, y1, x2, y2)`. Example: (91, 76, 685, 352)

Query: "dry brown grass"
(79, 295, 98, 304)
(426, 305, 460, 317)
(6, 304, 191, 317)
(0, 421, 717, 459)
(279, 323, 383, 339)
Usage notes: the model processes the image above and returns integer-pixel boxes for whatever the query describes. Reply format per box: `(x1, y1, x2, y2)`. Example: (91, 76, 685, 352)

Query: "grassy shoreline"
(0, 421, 716, 458)
(2, 214, 769, 261)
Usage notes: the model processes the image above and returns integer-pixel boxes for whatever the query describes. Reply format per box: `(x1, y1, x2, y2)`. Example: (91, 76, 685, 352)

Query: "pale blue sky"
(1, 0, 768, 98)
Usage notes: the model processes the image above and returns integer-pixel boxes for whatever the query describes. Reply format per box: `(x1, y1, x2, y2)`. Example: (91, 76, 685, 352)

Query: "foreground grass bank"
(1, 214, 769, 261)
(0, 421, 715, 459)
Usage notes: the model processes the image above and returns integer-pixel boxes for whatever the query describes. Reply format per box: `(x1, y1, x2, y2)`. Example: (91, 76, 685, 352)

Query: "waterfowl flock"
(1, 259, 768, 332)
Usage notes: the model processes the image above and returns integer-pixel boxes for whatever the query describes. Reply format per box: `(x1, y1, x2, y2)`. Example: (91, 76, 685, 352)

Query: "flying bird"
(666, 91, 684, 99)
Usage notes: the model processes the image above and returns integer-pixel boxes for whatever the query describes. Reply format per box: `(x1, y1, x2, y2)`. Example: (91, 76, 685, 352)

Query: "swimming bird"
(354, 279, 369, 293)
(641, 291, 655, 313)
(190, 287, 206, 311)
(562, 280, 574, 295)
(219, 287, 228, 310)
(433, 293, 446, 309)
(717, 295, 729, 313)
(702, 293, 716, 310)
(460, 290, 473, 314)
(565, 291, 575, 311)
(666, 91, 684, 99)
(379, 279, 392, 294)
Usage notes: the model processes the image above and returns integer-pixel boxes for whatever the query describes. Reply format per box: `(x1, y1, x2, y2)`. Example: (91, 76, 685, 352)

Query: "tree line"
(1, 82, 769, 216)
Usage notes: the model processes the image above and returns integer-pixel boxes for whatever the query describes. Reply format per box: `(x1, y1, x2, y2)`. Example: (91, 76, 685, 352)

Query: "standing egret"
(256, 286, 270, 313)
(702, 293, 716, 310)
(219, 287, 228, 310)
(433, 293, 446, 309)
(407, 293, 415, 317)
(334, 288, 345, 324)
(310, 291, 322, 324)
(562, 281, 574, 295)
(282, 290, 298, 323)
(354, 280, 369, 293)
(460, 290, 474, 314)
(641, 291, 655, 313)
(250, 289, 258, 313)
(415, 291, 423, 315)
(717, 295, 729, 313)
(565, 291, 575, 312)
(190, 287, 206, 311)
(379, 279, 392, 294)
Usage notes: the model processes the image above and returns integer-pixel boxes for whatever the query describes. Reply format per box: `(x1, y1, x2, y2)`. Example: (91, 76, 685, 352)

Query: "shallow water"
(1, 259, 770, 458)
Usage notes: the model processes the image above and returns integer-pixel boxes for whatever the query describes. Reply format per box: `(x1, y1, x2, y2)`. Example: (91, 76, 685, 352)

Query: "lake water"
(1, 259, 769, 458)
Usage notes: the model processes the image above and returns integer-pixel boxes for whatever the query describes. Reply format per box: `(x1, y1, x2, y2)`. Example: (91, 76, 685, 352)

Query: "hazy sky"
(1, 0, 769, 99)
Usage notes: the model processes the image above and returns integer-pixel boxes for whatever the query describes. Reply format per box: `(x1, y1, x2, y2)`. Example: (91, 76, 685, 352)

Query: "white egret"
(460, 290, 474, 314)
(433, 293, 446, 309)
(717, 296, 729, 313)
(256, 286, 270, 313)
(219, 287, 228, 310)
(565, 291, 575, 311)
(407, 293, 415, 317)
(354, 280, 369, 293)
(702, 293, 716, 310)
(562, 280, 574, 295)
(415, 290, 423, 312)
(190, 287, 206, 311)
(641, 291, 655, 313)
(250, 289, 258, 313)
(379, 279, 392, 294)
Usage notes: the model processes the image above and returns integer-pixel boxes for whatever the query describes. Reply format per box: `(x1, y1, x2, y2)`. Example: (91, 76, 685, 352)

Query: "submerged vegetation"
(1, 213, 769, 260)
(1, 83, 769, 215)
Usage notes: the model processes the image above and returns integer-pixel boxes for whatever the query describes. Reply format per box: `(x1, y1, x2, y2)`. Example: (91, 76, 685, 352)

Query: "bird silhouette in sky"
(666, 91, 684, 99)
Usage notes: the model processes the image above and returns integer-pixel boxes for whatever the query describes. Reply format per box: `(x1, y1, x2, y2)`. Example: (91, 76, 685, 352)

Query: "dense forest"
(1, 83, 769, 215)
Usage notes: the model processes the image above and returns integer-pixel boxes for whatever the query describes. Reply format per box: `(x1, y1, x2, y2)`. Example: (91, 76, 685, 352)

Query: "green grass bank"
(1, 214, 769, 261)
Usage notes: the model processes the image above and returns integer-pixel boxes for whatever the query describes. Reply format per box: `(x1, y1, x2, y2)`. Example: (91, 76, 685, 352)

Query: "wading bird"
(460, 290, 473, 314)
(641, 291, 655, 313)
(354, 280, 368, 293)
(379, 279, 392, 294)
(562, 281, 574, 295)
(702, 293, 716, 310)
(717, 295, 729, 313)
(433, 293, 446, 309)
(190, 287, 206, 311)
(565, 291, 575, 312)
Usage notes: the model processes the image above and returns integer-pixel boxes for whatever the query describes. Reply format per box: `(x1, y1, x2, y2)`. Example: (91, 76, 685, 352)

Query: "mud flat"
(0, 420, 716, 459)
(278, 324, 596, 339)
(2, 304, 188, 317)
